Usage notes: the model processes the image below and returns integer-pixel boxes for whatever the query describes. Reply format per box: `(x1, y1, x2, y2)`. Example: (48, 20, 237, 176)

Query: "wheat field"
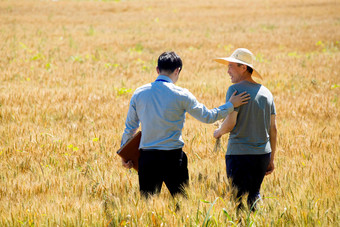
(0, 0, 339, 226)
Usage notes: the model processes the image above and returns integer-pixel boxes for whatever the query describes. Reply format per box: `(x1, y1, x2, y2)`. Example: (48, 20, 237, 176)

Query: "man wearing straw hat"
(213, 48, 277, 210)
(120, 51, 250, 198)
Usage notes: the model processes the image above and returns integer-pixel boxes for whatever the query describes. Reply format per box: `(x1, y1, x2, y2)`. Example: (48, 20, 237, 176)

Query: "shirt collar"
(156, 75, 173, 83)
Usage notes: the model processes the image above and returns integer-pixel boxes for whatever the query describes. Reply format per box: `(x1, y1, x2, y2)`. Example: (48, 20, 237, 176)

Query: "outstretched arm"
(185, 91, 249, 124)
(213, 111, 238, 138)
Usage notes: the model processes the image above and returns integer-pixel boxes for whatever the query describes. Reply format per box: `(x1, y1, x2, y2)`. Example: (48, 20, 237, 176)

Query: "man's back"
(226, 81, 276, 155)
(133, 77, 188, 150)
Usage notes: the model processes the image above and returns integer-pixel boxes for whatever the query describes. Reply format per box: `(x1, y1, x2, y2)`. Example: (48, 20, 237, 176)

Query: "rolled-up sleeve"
(184, 91, 234, 123)
(121, 96, 140, 146)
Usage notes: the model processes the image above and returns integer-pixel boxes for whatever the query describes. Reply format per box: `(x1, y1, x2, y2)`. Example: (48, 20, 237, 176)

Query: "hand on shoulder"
(229, 91, 250, 107)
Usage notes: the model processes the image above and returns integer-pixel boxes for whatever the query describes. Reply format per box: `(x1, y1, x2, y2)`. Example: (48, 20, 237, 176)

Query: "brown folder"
(117, 131, 141, 171)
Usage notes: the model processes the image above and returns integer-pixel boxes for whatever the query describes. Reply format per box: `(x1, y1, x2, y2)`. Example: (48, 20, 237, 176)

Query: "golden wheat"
(0, 0, 339, 226)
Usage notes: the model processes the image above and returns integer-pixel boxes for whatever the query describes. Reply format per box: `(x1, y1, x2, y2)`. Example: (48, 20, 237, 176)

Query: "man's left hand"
(266, 161, 275, 175)
(122, 159, 133, 169)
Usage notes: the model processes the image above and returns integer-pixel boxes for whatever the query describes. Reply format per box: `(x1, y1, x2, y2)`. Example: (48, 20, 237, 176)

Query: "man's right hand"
(122, 159, 133, 169)
(229, 91, 250, 107)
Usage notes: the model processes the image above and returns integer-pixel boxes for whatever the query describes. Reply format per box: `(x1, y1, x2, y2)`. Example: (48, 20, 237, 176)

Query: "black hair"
(157, 51, 182, 74)
(246, 65, 253, 74)
(237, 63, 253, 75)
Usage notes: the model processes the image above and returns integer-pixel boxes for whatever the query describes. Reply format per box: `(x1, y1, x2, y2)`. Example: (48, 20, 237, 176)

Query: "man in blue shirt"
(121, 51, 250, 198)
(213, 48, 277, 210)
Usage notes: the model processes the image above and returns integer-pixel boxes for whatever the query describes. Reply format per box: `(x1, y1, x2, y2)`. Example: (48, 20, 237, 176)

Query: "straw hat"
(213, 48, 262, 79)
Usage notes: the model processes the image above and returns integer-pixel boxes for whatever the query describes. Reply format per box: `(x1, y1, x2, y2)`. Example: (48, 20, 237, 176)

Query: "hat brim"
(213, 58, 263, 80)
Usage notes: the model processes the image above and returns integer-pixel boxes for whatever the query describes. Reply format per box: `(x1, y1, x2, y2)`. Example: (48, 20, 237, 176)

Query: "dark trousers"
(226, 153, 271, 209)
(138, 148, 189, 198)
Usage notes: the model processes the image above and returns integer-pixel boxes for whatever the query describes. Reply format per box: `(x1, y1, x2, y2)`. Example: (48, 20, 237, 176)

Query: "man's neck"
(159, 73, 177, 84)
(240, 73, 257, 84)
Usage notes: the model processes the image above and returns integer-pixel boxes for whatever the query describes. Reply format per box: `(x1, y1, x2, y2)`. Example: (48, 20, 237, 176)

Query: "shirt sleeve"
(120, 95, 140, 146)
(225, 86, 239, 112)
(271, 99, 276, 115)
(183, 90, 234, 124)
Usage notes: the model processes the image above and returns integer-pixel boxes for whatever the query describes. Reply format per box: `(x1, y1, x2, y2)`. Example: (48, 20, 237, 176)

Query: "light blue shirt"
(121, 75, 234, 150)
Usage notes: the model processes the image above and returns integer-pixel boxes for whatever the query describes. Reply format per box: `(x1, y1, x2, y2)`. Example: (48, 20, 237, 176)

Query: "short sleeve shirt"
(225, 81, 276, 155)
